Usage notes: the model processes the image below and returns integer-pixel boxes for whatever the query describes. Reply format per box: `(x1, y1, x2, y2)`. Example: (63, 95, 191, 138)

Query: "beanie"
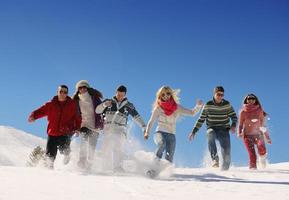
(76, 80, 90, 90)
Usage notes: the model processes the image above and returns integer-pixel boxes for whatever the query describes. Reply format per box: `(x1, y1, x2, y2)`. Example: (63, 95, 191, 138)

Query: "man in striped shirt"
(189, 86, 237, 170)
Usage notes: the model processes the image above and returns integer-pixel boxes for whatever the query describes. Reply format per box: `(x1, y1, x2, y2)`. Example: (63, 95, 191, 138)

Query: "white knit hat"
(76, 80, 90, 90)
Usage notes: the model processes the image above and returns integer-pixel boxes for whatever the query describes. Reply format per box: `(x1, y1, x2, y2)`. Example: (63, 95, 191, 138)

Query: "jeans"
(154, 131, 176, 163)
(207, 127, 231, 170)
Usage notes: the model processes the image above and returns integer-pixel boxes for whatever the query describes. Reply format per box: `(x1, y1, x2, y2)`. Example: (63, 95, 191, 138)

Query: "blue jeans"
(154, 131, 176, 163)
(207, 127, 231, 170)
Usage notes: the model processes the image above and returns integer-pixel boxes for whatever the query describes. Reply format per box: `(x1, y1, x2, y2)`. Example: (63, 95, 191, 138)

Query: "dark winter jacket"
(72, 88, 104, 129)
(30, 96, 81, 136)
(95, 96, 146, 134)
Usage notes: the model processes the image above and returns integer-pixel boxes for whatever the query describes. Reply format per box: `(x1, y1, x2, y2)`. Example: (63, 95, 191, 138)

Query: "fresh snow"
(0, 126, 288, 200)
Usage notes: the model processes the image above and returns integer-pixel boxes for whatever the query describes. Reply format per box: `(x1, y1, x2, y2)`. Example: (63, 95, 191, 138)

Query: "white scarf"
(78, 92, 95, 129)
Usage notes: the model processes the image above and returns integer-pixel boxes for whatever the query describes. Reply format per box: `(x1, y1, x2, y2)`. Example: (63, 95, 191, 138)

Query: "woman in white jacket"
(144, 86, 203, 163)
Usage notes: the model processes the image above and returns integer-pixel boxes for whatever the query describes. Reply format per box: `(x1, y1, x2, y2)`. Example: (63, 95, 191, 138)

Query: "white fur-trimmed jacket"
(95, 96, 146, 134)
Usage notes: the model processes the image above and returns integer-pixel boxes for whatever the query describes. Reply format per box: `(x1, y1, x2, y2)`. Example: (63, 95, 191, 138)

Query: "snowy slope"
(0, 126, 289, 200)
(0, 126, 45, 166)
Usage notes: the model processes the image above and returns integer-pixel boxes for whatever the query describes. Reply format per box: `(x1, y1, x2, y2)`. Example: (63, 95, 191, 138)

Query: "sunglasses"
(216, 93, 224, 97)
(247, 97, 256, 100)
(162, 92, 171, 97)
(78, 86, 87, 90)
(59, 90, 68, 94)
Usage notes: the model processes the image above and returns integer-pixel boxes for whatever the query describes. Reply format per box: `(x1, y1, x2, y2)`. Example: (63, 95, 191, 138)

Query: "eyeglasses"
(78, 86, 87, 90)
(247, 97, 256, 101)
(216, 93, 224, 97)
(162, 92, 171, 97)
(59, 90, 68, 94)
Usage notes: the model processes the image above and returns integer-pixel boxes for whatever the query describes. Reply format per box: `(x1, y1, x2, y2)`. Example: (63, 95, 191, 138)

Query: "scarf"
(159, 97, 178, 116)
(242, 104, 261, 113)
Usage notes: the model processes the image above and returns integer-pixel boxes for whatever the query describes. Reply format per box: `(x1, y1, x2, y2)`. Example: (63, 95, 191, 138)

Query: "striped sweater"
(191, 99, 237, 134)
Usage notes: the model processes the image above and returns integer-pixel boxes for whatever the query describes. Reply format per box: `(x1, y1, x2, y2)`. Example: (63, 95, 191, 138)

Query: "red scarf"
(242, 104, 261, 113)
(159, 98, 178, 116)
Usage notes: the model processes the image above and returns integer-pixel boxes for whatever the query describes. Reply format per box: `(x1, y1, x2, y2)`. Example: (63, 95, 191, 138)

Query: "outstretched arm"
(127, 103, 146, 131)
(188, 105, 207, 141)
(28, 102, 50, 122)
(178, 99, 203, 116)
(144, 107, 159, 140)
(95, 99, 112, 114)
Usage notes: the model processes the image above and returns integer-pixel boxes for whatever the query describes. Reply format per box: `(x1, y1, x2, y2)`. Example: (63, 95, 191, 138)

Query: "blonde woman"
(144, 86, 203, 163)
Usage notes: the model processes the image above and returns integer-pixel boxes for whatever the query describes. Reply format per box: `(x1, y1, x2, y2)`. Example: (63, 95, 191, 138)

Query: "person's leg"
(256, 136, 267, 168)
(244, 136, 257, 169)
(101, 133, 113, 171)
(207, 128, 219, 165)
(112, 133, 126, 172)
(78, 127, 91, 167)
(154, 132, 166, 160)
(216, 129, 231, 170)
(88, 131, 99, 162)
(45, 135, 58, 169)
(165, 133, 176, 163)
(58, 135, 72, 165)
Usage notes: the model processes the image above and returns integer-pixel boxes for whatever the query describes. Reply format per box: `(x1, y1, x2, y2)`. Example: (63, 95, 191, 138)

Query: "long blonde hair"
(153, 86, 180, 110)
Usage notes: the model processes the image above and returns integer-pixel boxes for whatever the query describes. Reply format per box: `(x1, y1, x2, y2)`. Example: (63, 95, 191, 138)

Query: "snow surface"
(0, 126, 289, 200)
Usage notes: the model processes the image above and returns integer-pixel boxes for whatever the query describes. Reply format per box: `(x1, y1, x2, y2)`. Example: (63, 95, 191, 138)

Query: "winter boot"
(212, 160, 219, 168)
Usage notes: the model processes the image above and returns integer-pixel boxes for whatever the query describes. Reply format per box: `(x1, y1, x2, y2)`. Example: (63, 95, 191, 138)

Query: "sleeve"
(178, 104, 203, 116)
(72, 102, 82, 132)
(127, 103, 146, 130)
(95, 99, 110, 114)
(191, 105, 207, 134)
(238, 111, 245, 134)
(145, 107, 159, 136)
(30, 102, 50, 120)
(228, 104, 238, 128)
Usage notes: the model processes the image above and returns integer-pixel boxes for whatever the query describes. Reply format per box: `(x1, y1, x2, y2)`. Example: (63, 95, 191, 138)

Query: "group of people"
(28, 81, 271, 171)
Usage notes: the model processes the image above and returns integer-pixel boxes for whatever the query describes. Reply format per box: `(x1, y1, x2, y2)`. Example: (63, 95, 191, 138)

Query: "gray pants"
(79, 127, 99, 163)
(101, 132, 126, 171)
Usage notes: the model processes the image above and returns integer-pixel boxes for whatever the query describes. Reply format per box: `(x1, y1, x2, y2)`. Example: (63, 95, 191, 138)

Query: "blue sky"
(0, 0, 288, 167)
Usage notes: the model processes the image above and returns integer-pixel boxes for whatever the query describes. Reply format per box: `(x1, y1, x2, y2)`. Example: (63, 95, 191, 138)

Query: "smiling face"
(214, 92, 224, 103)
(57, 86, 68, 101)
(158, 86, 173, 102)
(78, 86, 88, 94)
(116, 91, 126, 102)
(246, 96, 256, 105)
(160, 90, 172, 102)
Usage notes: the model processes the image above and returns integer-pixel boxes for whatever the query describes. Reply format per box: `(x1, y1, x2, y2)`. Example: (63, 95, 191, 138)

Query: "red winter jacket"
(238, 104, 265, 136)
(30, 96, 81, 136)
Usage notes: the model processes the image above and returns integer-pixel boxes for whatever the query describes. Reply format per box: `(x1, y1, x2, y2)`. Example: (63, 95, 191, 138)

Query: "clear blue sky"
(0, 0, 288, 167)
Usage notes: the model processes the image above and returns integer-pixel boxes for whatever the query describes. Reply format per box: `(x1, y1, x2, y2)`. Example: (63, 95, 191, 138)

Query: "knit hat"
(76, 80, 90, 90)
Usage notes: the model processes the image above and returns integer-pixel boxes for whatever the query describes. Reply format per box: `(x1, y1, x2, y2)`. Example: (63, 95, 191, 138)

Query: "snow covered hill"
(0, 126, 45, 166)
(0, 126, 289, 200)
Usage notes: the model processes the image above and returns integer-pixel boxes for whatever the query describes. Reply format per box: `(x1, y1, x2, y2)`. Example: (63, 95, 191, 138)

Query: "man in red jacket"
(28, 85, 81, 168)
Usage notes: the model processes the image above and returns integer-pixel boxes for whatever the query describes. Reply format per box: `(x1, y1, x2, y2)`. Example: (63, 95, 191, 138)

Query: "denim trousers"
(207, 127, 231, 170)
(154, 131, 176, 163)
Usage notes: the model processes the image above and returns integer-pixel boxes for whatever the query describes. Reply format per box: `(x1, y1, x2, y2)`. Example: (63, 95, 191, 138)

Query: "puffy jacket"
(30, 96, 81, 136)
(73, 88, 103, 129)
(238, 104, 265, 136)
